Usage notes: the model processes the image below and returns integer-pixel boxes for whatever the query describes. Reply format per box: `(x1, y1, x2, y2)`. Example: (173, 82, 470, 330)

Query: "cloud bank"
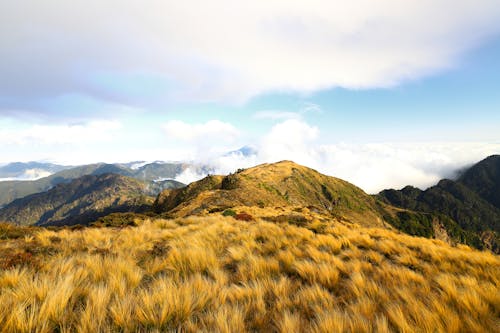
(1, 0, 500, 113)
(172, 119, 500, 193)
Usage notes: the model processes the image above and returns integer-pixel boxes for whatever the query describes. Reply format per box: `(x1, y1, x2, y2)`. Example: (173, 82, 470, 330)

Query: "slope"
(378, 155, 500, 252)
(0, 215, 498, 332)
(0, 162, 187, 207)
(457, 154, 500, 208)
(155, 160, 386, 227)
(0, 173, 153, 226)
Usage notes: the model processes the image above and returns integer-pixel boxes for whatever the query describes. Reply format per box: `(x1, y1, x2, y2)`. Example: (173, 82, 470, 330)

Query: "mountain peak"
(378, 154, 500, 252)
(154, 160, 385, 227)
(458, 154, 500, 208)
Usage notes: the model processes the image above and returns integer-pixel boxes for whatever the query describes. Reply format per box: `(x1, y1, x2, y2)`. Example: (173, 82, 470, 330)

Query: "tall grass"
(0, 216, 498, 332)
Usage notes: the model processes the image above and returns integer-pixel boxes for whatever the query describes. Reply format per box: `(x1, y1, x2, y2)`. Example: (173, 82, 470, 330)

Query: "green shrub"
(222, 209, 236, 217)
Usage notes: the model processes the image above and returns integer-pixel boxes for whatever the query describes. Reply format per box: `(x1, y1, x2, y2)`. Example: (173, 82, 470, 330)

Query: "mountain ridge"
(378, 154, 500, 252)
(0, 173, 154, 226)
(154, 160, 387, 228)
(1, 157, 498, 252)
(0, 162, 189, 207)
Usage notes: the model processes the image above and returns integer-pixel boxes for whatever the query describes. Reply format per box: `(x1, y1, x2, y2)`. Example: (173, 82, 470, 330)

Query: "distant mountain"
(457, 155, 500, 208)
(0, 174, 154, 226)
(224, 145, 258, 157)
(378, 155, 500, 252)
(154, 160, 387, 228)
(0, 162, 70, 180)
(131, 162, 187, 181)
(0, 162, 188, 207)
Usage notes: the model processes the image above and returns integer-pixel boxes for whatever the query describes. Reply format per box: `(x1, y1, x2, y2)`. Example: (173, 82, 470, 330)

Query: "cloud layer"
(1, 0, 500, 112)
(172, 119, 500, 193)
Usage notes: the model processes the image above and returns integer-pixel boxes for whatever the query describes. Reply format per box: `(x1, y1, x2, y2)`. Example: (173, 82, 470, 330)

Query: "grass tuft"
(0, 216, 498, 332)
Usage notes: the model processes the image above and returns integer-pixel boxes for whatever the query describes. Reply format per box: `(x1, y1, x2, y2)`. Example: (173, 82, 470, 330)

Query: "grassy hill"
(0, 174, 153, 227)
(0, 215, 498, 332)
(154, 160, 386, 228)
(0, 159, 498, 332)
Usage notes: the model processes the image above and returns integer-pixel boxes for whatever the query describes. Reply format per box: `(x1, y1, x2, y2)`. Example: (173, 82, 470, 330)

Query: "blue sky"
(1, 1, 499, 192)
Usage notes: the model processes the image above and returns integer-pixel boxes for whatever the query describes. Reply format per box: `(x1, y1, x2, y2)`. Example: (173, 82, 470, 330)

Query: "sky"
(1, 1, 499, 193)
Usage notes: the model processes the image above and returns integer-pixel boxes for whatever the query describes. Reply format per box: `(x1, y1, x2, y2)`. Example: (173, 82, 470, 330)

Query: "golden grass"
(0, 216, 499, 332)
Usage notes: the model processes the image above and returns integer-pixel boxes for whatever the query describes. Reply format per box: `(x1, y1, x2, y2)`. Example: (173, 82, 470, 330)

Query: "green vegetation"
(155, 161, 385, 228)
(222, 209, 236, 217)
(91, 212, 152, 228)
(383, 211, 434, 238)
(0, 174, 154, 227)
(378, 155, 500, 252)
(458, 155, 500, 207)
(0, 159, 499, 332)
(0, 162, 186, 208)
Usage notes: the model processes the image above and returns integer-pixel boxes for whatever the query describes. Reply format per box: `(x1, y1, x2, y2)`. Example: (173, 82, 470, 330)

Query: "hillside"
(154, 161, 386, 228)
(379, 155, 500, 252)
(0, 162, 188, 207)
(458, 155, 500, 208)
(0, 174, 153, 227)
(0, 215, 498, 332)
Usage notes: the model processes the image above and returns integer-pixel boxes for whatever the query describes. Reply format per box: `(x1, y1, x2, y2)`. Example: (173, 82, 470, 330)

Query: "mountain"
(378, 155, 500, 252)
(0, 163, 129, 208)
(1, 160, 498, 331)
(224, 145, 258, 157)
(154, 160, 387, 228)
(0, 173, 155, 227)
(0, 162, 70, 180)
(457, 154, 500, 208)
(130, 162, 188, 181)
(0, 162, 188, 207)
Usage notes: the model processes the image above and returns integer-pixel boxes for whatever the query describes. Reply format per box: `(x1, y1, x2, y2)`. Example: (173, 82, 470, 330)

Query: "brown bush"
(234, 212, 254, 221)
(0, 251, 38, 269)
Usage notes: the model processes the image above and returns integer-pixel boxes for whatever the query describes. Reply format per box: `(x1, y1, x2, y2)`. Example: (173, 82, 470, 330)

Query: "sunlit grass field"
(0, 215, 498, 332)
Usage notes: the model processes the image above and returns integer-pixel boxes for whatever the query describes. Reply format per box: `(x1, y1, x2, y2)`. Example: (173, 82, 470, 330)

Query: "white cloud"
(162, 119, 242, 164)
(301, 103, 323, 114)
(172, 119, 500, 193)
(254, 103, 323, 120)
(0, 169, 53, 181)
(259, 119, 319, 164)
(163, 120, 240, 143)
(0, 120, 122, 145)
(1, 1, 499, 106)
(253, 111, 302, 120)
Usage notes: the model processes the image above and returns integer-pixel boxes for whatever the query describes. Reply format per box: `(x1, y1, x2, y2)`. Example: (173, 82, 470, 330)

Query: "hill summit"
(154, 161, 385, 227)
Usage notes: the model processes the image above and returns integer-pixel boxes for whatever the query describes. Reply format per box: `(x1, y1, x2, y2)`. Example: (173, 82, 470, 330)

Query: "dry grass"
(0, 215, 499, 332)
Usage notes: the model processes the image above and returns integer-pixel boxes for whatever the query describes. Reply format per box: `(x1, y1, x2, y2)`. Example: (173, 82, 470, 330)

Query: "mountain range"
(0, 162, 70, 180)
(0, 161, 190, 208)
(0, 173, 155, 227)
(0, 155, 498, 252)
(378, 155, 500, 251)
